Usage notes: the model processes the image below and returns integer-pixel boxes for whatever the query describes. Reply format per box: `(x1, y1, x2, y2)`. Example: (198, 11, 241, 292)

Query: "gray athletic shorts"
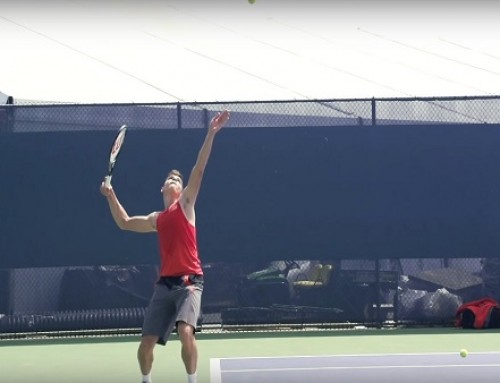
(142, 275, 203, 346)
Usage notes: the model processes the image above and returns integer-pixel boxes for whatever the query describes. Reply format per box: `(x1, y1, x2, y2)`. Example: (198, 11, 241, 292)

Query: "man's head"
(161, 169, 183, 198)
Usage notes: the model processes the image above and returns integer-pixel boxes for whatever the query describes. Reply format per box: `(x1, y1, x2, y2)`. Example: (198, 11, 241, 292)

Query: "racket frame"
(104, 124, 127, 187)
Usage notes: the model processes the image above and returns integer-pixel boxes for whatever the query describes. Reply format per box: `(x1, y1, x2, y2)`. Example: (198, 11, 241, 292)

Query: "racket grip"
(104, 175, 112, 188)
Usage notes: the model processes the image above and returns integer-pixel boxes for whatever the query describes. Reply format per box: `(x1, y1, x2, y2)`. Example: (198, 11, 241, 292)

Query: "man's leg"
(177, 321, 197, 374)
(138, 335, 159, 382)
(176, 282, 203, 382)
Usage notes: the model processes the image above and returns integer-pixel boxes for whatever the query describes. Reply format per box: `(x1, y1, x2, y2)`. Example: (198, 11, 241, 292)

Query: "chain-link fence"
(1, 96, 500, 338)
(0, 257, 492, 336)
(2, 96, 500, 133)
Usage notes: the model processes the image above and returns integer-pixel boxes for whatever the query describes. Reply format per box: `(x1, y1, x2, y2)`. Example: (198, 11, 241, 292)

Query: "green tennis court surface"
(1, 328, 499, 382)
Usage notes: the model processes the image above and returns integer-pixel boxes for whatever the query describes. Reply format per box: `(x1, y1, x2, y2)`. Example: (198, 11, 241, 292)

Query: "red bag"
(455, 297, 500, 329)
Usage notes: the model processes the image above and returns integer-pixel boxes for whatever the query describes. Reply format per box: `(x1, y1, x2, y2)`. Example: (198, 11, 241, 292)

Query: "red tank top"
(156, 201, 203, 277)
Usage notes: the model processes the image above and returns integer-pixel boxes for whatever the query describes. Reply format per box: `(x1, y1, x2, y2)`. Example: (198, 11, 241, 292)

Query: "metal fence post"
(176, 102, 182, 129)
(371, 98, 376, 126)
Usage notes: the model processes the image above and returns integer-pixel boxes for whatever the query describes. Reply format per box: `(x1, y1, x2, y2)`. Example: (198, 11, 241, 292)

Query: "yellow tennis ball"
(248, 0, 255, 4)
(460, 349, 468, 358)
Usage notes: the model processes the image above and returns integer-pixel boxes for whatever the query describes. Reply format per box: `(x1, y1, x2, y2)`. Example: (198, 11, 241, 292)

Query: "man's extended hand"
(100, 180, 113, 197)
(209, 110, 230, 134)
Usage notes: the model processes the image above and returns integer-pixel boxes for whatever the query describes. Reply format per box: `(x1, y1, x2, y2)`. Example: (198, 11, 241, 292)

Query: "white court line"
(210, 358, 222, 383)
(214, 351, 500, 360)
(222, 364, 500, 374)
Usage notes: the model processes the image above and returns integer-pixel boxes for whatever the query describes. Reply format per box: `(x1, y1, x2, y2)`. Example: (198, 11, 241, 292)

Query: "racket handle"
(104, 175, 112, 187)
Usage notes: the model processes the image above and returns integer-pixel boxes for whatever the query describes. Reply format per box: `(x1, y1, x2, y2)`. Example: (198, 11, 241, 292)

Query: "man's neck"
(163, 195, 180, 210)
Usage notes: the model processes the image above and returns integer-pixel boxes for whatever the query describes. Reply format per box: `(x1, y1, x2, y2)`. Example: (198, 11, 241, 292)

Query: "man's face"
(162, 174, 183, 195)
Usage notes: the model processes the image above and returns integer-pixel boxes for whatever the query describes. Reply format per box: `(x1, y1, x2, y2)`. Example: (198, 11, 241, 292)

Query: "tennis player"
(100, 110, 230, 383)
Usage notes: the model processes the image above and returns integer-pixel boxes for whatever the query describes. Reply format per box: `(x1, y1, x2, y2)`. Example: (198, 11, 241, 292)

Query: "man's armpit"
(149, 212, 160, 230)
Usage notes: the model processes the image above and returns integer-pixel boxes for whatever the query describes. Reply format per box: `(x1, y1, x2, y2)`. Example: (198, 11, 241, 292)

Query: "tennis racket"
(104, 124, 127, 187)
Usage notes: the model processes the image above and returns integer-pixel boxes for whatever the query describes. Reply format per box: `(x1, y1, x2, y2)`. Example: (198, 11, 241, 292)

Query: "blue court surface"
(210, 352, 500, 383)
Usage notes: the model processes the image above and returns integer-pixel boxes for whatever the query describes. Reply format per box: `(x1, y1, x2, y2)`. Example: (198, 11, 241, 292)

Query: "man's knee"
(177, 322, 195, 341)
(139, 335, 159, 351)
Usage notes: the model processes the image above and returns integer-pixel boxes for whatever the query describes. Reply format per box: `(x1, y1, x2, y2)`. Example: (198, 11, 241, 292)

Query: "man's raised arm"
(182, 110, 230, 205)
(100, 183, 158, 233)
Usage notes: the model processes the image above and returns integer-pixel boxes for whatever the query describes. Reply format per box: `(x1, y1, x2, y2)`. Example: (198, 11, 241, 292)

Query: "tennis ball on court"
(248, 0, 255, 4)
(460, 349, 468, 358)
